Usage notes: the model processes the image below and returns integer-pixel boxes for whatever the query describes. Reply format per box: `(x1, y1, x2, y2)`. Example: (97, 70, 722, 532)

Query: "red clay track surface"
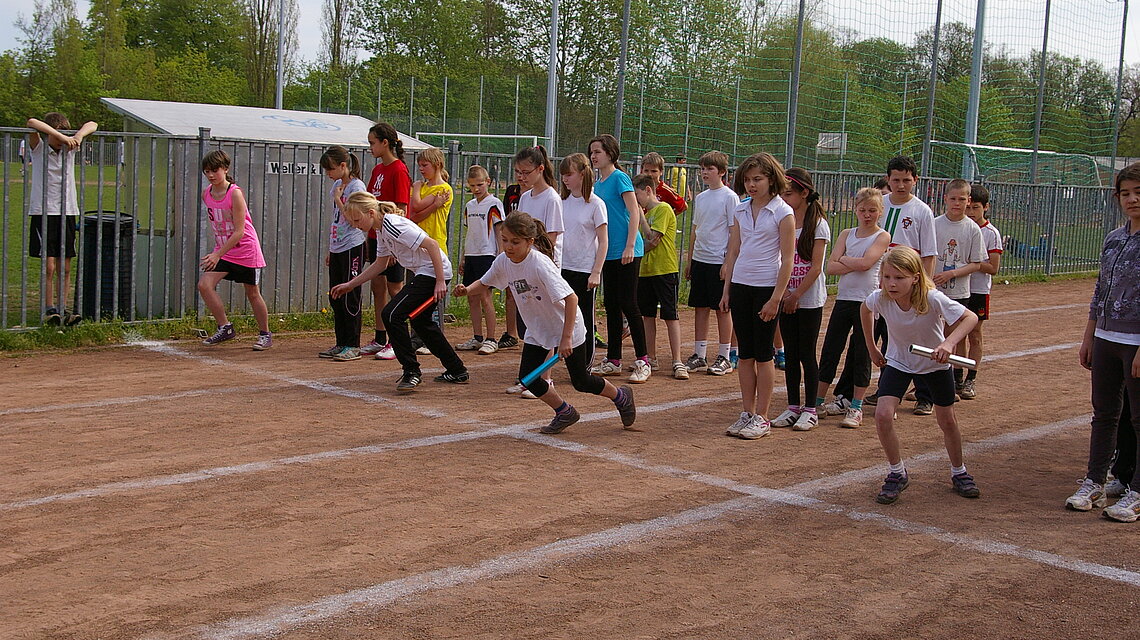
(2, 279, 1136, 640)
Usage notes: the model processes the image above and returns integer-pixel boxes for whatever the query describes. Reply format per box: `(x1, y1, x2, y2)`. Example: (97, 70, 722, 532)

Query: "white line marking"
(186, 412, 1135, 640)
(991, 303, 1084, 316)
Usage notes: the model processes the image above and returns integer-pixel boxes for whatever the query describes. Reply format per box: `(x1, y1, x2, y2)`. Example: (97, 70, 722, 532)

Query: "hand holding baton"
(909, 344, 977, 370)
(520, 353, 561, 386)
(408, 297, 435, 320)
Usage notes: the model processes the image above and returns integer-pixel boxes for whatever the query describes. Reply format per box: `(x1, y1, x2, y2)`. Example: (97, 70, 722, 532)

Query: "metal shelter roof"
(101, 98, 432, 149)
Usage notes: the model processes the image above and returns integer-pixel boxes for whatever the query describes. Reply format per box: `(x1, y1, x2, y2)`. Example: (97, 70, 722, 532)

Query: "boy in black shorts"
(962, 184, 1003, 399)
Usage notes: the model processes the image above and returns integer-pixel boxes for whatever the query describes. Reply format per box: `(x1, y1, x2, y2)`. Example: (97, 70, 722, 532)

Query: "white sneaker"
(771, 408, 801, 428)
(374, 343, 396, 360)
(629, 359, 652, 384)
(1104, 490, 1140, 523)
(726, 412, 752, 437)
(707, 355, 732, 376)
(822, 396, 851, 416)
(840, 407, 863, 428)
(455, 337, 482, 351)
(505, 382, 526, 394)
(627, 357, 659, 371)
(360, 340, 385, 355)
(672, 361, 689, 380)
(416, 345, 431, 355)
(1065, 478, 1107, 511)
(1105, 477, 1128, 499)
(591, 359, 623, 376)
(477, 339, 499, 355)
(792, 410, 818, 431)
(738, 415, 771, 440)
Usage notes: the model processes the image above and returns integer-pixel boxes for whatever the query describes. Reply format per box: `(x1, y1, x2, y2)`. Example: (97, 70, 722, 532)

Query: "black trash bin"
(80, 211, 134, 319)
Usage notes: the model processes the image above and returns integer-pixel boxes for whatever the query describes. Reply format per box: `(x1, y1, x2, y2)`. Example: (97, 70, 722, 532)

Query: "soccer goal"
(414, 132, 547, 156)
(928, 141, 1105, 186)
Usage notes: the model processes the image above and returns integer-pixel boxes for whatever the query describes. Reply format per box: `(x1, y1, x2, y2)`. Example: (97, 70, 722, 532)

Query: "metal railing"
(2, 129, 1116, 330)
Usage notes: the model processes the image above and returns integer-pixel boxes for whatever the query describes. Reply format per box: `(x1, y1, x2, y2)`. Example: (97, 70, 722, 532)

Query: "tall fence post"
(377, 77, 382, 121)
(478, 75, 485, 152)
(442, 76, 448, 136)
(732, 77, 741, 163)
(1109, 0, 1129, 181)
(614, 0, 632, 140)
(962, 0, 985, 180)
(594, 76, 600, 136)
(683, 75, 692, 159)
(921, 0, 944, 177)
(1045, 180, 1060, 275)
(900, 75, 908, 155)
(196, 127, 210, 316)
(514, 75, 520, 137)
(785, 0, 806, 167)
(409, 76, 416, 134)
(638, 78, 646, 155)
(1031, 0, 1052, 183)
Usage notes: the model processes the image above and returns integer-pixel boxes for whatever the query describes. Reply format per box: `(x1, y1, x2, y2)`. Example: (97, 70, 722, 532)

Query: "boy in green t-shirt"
(632, 174, 687, 380)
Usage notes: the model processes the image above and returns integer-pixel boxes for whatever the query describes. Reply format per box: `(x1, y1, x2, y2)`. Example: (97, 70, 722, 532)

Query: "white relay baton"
(909, 344, 977, 370)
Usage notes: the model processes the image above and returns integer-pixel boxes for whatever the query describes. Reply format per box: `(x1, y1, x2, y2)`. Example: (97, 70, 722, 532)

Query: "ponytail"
(502, 211, 555, 260)
(369, 122, 405, 162)
(320, 145, 361, 179)
(515, 145, 556, 188)
(787, 167, 823, 262)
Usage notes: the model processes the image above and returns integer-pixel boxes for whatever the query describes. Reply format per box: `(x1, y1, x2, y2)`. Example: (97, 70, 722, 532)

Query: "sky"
(1, 0, 1137, 73)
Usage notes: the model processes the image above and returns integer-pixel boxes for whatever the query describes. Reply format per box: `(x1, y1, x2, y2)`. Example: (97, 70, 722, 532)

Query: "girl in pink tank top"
(198, 150, 272, 350)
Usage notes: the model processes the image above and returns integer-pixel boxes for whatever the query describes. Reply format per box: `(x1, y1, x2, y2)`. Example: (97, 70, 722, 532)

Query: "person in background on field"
(588, 134, 653, 384)
(408, 147, 454, 354)
(721, 152, 796, 441)
(861, 246, 979, 505)
(632, 173, 686, 380)
(685, 150, 739, 377)
(558, 152, 607, 366)
(497, 180, 524, 351)
(960, 183, 1002, 400)
(26, 112, 98, 326)
(455, 165, 503, 356)
(333, 192, 468, 392)
(318, 145, 368, 361)
(770, 168, 830, 432)
(361, 122, 411, 361)
(197, 150, 271, 350)
(640, 151, 687, 216)
(670, 154, 691, 201)
(1066, 162, 1140, 523)
(932, 178, 987, 403)
(455, 212, 636, 434)
(875, 177, 890, 196)
(817, 188, 890, 428)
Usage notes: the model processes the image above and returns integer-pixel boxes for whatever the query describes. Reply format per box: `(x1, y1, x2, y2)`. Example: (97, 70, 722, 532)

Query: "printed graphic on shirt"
(941, 238, 960, 291)
(788, 253, 811, 291)
(509, 278, 542, 302)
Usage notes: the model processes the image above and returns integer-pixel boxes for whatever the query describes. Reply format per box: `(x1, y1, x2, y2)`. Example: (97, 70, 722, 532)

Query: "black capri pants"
(519, 340, 606, 398)
(602, 257, 648, 360)
(819, 299, 872, 389)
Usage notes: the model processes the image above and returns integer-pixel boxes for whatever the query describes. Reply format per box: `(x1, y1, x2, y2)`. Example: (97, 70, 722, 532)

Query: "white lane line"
(991, 303, 1084, 316)
(185, 412, 1130, 640)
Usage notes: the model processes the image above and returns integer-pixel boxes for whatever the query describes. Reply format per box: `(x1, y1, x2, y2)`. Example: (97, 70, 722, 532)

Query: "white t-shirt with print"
(865, 288, 967, 374)
(561, 194, 608, 274)
(692, 185, 739, 264)
(788, 218, 831, 309)
(480, 249, 585, 350)
(934, 215, 987, 300)
(463, 195, 504, 257)
(729, 196, 795, 287)
(376, 213, 453, 280)
(518, 187, 565, 267)
(880, 194, 936, 258)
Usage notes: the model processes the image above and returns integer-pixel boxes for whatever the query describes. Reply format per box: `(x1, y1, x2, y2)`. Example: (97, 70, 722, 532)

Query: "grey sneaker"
(1105, 477, 1129, 499)
(707, 355, 732, 376)
(318, 345, 342, 358)
(685, 353, 708, 372)
(359, 340, 384, 355)
(951, 472, 980, 498)
(203, 323, 236, 345)
(455, 337, 482, 351)
(1104, 490, 1140, 523)
(252, 333, 273, 351)
(876, 471, 910, 504)
(614, 385, 636, 427)
(1065, 478, 1107, 511)
(726, 411, 752, 437)
(822, 396, 851, 416)
(541, 405, 581, 434)
(959, 379, 977, 399)
(63, 311, 82, 326)
(913, 400, 934, 416)
(333, 347, 362, 361)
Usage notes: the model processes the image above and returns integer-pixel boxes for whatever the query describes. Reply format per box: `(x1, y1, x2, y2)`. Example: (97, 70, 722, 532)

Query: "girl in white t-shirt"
(515, 146, 564, 266)
(719, 152, 796, 441)
(772, 168, 831, 432)
(455, 212, 636, 434)
(860, 246, 979, 505)
(817, 188, 890, 428)
(559, 153, 608, 362)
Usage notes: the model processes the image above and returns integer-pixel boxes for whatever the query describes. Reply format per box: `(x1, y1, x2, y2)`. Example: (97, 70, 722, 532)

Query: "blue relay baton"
(520, 353, 561, 386)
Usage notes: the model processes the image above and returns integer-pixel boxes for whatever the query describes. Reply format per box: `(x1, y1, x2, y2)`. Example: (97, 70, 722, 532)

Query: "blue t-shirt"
(595, 169, 643, 260)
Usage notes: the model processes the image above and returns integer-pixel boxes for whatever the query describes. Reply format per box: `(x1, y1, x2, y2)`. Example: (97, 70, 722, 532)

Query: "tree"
(243, 0, 299, 106)
(321, 0, 357, 72)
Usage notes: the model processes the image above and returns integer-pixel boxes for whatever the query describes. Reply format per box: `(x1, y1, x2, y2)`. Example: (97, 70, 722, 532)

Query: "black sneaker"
(44, 307, 61, 326)
(396, 372, 422, 393)
(863, 392, 878, 406)
(434, 369, 470, 384)
(876, 471, 910, 504)
(498, 333, 519, 350)
(913, 400, 934, 416)
(62, 311, 82, 326)
(541, 405, 581, 434)
(951, 472, 980, 498)
(614, 384, 636, 427)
